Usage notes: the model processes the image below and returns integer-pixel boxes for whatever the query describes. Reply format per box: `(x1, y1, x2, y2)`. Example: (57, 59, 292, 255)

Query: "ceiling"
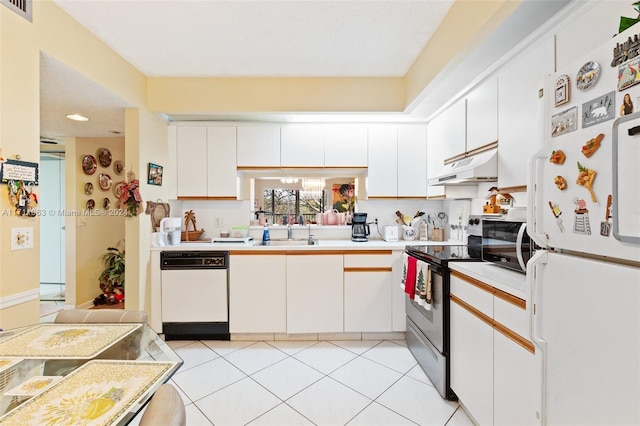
(39, 0, 574, 143)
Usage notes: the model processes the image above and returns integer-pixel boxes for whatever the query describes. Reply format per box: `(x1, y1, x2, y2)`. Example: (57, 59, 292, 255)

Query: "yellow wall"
(72, 137, 125, 307)
(123, 108, 169, 319)
(0, 0, 147, 327)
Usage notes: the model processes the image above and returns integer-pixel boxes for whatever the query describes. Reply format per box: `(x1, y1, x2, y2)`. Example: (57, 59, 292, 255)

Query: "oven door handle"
(516, 223, 527, 272)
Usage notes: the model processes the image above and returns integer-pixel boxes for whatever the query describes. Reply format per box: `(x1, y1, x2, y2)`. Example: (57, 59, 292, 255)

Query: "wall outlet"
(11, 227, 33, 250)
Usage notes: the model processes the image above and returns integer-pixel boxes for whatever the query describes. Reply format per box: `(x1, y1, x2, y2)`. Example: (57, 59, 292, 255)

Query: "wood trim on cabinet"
(426, 195, 447, 200)
(451, 270, 495, 295)
(494, 288, 526, 310)
(451, 294, 493, 327)
(345, 250, 392, 256)
(497, 185, 527, 194)
(451, 269, 526, 310)
(368, 196, 428, 200)
(344, 267, 392, 273)
(444, 141, 498, 164)
(230, 250, 287, 255)
(494, 321, 535, 354)
(451, 294, 535, 354)
(285, 250, 345, 256)
(177, 196, 237, 200)
(236, 166, 282, 170)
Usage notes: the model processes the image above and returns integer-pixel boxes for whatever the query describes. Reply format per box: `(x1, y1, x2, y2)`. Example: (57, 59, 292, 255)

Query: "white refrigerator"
(529, 27, 640, 425)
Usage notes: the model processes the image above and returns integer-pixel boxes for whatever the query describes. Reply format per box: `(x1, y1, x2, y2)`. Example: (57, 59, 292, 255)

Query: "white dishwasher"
(160, 251, 229, 340)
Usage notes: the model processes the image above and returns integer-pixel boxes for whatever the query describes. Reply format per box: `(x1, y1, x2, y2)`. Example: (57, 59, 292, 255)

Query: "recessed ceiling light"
(66, 113, 89, 122)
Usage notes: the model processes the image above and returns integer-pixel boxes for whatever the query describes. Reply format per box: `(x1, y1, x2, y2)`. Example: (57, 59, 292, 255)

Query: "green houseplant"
(98, 247, 125, 302)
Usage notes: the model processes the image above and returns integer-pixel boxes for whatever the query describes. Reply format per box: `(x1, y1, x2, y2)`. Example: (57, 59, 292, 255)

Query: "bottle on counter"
(262, 224, 270, 242)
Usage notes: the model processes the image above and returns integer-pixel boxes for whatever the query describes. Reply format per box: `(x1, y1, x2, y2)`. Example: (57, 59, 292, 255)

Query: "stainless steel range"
(404, 221, 482, 400)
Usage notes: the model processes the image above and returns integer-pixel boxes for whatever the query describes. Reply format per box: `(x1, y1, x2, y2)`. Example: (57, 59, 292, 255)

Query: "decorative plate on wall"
(114, 160, 124, 175)
(102, 198, 110, 209)
(98, 173, 112, 191)
(86, 199, 95, 210)
(84, 182, 94, 195)
(97, 148, 112, 167)
(81, 155, 97, 175)
(576, 61, 600, 90)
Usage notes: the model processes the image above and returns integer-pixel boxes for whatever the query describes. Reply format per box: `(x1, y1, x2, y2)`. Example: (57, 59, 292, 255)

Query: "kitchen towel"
(404, 255, 417, 299)
(415, 260, 428, 306)
(401, 253, 409, 290)
(424, 262, 432, 311)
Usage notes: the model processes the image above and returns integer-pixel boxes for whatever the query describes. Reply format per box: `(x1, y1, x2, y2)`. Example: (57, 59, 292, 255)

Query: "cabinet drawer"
(450, 274, 493, 318)
(494, 295, 529, 340)
(344, 251, 392, 268)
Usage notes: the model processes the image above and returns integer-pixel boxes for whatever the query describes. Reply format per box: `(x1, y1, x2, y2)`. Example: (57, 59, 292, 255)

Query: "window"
(262, 189, 325, 224)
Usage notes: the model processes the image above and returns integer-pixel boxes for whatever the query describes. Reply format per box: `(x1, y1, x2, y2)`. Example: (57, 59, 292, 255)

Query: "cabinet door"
(466, 75, 498, 152)
(440, 99, 466, 160)
(450, 300, 493, 426)
(236, 126, 281, 167)
(176, 127, 208, 196)
(281, 125, 325, 167)
(229, 254, 286, 333)
(367, 125, 397, 197)
(494, 331, 537, 426)
(207, 127, 237, 198)
(426, 118, 446, 198)
(397, 125, 427, 198)
(324, 125, 368, 167)
(287, 254, 343, 333)
(344, 270, 392, 332)
(498, 36, 554, 188)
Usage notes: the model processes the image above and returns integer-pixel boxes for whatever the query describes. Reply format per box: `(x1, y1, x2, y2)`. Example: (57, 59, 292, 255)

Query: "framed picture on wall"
(147, 163, 163, 186)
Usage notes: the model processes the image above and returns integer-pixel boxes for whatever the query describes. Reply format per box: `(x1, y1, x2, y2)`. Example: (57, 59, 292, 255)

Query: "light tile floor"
(131, 339, 475, 426)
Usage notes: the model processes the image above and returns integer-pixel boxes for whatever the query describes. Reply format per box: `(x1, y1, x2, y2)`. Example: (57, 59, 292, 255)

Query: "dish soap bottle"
(262, 224, 270, 242)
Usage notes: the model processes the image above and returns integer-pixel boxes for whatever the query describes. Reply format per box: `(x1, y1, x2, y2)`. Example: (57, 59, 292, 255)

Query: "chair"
(139, 384, 186, 426)
(54, 309, 147, 324)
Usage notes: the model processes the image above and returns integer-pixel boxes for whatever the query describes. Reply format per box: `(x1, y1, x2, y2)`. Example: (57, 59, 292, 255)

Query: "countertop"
(152, 239, 467, 252)
(449, 261, 527, 299)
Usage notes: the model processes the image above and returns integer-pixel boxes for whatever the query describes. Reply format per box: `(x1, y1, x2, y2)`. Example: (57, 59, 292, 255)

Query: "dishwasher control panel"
(161, 251, 228, 270)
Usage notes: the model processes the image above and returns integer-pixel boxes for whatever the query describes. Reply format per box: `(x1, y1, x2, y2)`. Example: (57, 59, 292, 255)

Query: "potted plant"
(97, 247, 125, 305)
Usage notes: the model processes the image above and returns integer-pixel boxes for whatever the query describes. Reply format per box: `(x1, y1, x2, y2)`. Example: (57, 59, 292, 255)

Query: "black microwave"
(482, 219, 534, 273)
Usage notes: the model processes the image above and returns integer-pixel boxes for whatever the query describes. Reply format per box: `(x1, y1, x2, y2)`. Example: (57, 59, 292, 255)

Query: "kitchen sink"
(254, 239, 318, 246)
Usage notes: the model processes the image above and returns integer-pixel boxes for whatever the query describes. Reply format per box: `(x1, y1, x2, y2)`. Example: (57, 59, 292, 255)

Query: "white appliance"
(428, 148, 497, 186)
(529, 27, 640, 425)
(160, 217, 181, 246)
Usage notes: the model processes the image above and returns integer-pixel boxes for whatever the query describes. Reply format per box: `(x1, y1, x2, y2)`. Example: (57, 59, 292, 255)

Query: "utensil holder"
(431, 228, 444, 241)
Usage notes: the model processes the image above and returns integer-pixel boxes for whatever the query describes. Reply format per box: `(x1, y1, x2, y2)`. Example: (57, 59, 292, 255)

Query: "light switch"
(11, 227, 33, 250)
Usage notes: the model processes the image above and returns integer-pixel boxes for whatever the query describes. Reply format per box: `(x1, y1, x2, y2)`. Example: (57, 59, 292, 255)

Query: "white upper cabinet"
(367, 125, 398, 197)
(236, 126, 281, 167)
(466, 75, 498, 152)
(397, 125, 427, 198)
(498, 36, 555, 188)
(427, 117, 446, 197)
(280, 125, 324, 167)
(206, 127, 237, 197)
(176, 126, 208, 197)
(324, 125, 368, 167)
(440, 99, 467, 160)
(176, 126, 238, 198)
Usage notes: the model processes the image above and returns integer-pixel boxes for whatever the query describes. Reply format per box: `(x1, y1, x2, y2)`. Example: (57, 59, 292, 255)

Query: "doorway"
(39, 152, 65, 305)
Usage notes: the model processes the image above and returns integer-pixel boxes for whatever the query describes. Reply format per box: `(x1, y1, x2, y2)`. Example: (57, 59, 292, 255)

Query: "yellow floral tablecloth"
(0, 359, 179, 425)
(0, 324, 142, 359)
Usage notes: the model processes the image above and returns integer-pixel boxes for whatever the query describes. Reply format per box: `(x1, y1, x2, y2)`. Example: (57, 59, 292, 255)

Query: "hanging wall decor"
(115, 170, 143, 217)
(555, 74, 570, 107)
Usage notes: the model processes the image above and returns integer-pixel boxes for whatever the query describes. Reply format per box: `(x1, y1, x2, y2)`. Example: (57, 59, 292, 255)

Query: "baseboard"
(0, 289, 39, 309)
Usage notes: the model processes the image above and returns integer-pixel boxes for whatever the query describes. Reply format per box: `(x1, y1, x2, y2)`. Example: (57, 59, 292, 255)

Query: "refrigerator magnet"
(581, 134, 604, 158)
(550, 150, 566, 164)
(572, 198, 592, 235)
(549, 201, 565, 232)
(554, 176, 568, 190)
(551, 107, 578, 137)
(576, 161, 597, 202)
(555, 74, 570, 106)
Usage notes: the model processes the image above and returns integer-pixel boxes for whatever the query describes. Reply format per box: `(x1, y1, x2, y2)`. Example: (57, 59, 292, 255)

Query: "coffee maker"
(351, 212, 370, 242)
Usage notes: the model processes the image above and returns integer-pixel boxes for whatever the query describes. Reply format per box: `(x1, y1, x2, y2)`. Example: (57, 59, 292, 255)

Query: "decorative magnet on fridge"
(617, 57, 640, 91)
(576, 161, 597, 202)
(555, 74, 570, 107)
(551, 107, 578, 137)
(576, 61, 601, 91)
(548, 201, 565, 232)
(573, 198, 591, 235)
(582, 91, 615, 128)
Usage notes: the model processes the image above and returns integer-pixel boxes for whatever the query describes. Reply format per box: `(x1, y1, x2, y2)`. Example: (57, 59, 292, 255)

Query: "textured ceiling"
(52, 0, 455, 77)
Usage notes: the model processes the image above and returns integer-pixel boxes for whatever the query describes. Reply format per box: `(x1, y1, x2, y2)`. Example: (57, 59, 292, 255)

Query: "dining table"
(0, 321, 183, 425)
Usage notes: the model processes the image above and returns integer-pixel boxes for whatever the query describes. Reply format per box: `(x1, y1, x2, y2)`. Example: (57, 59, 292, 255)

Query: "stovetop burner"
(405, 244, 480, 266)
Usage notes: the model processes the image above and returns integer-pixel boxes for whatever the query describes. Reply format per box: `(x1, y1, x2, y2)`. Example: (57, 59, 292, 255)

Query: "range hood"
(428, 149, 497, 186)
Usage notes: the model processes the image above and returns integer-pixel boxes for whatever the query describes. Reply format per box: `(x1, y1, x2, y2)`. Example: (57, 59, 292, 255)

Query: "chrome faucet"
(287, 224, 294, 240)
(307, 224, 314, 244)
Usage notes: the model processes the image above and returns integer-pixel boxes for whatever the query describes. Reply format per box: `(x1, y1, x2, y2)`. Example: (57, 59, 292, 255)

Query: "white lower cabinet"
(450, 270, 536, 425)
(343, 252, 393, 332)
(450, 298, 494, 426)
(229, 253, 286, 333)
(493, 330, 537, 426)
(286, 253, 343, 333)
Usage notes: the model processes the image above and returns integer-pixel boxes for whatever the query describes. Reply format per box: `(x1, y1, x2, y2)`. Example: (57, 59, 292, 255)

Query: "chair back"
(139, 384, 186, 426)
(54, 309, 147, 323)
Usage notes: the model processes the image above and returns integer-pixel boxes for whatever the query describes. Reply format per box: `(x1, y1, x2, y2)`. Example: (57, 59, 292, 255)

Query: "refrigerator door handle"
(528, 250, 548, 426)
(516, 222, 527, 272)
